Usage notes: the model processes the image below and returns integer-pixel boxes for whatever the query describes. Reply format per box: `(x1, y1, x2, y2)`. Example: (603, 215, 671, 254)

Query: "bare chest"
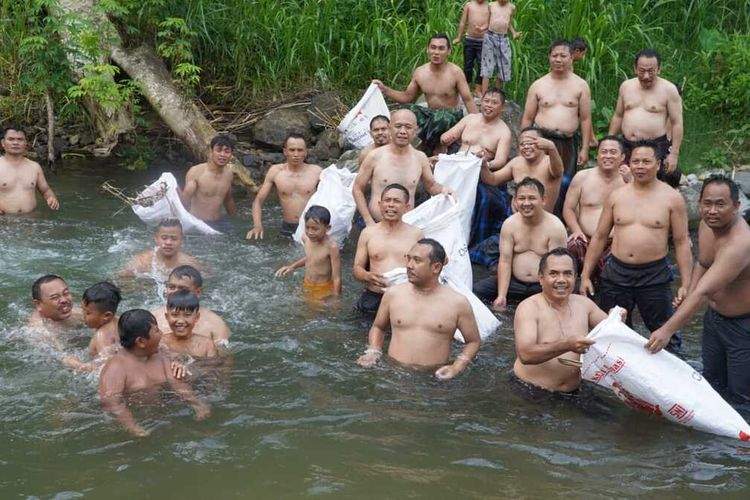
(513, 227, 553, 253)
(538, 84, 579, 109)
(0, 167, 36, 191)
(275, 171, 318, 198)
(372, 163, 421, 190)
(390, 297, 457, 333)
(613, 199, 669, 228)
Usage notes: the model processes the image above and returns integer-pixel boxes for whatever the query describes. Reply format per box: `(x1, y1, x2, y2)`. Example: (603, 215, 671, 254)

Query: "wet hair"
(548, 38, 571, 55)
(82, 281, 122, 314)
(118, 309, 157, 349)
(169, 265, 203, 288)
(538, 247, 577, 275)
(417, 238, 447, 265)
(305, 205, 331, 225)
(284, 132, 307, 148)
(483, 87, 506, 102)
(629, 139, 659, 160)
(516, 177, 545, 197)
(520, 126, 542, 137)
(635, 48, 661, 68)
(381, 183, 410, 202)
(157, 218, 183, 232)
(369, 115, 390, 129)
(166, 289, 200, 313)
(598, 135, 624, 153)
(32, 274, 65, 301)
(429, 33, 451, 50)
(570, 37, 590, 53)
(3, 124, 26, 139)
(700, 174, 740, 203)
(209, 134, 234, 151)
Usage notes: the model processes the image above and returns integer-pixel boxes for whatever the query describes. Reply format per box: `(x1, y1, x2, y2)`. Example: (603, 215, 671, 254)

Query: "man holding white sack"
(647, 175, 750, 403)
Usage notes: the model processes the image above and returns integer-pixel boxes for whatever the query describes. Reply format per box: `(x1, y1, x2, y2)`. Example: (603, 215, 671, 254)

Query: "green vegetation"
(1, 0, 748, 169)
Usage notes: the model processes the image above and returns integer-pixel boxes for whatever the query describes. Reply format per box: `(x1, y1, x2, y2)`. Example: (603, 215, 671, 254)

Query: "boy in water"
(162, 290, 218, 359)
(98, 309, 210, 437)
(480, 0, 522, 93)
(453, 0, 491, 98)
(275, 205, 342, 301)
(123, 218, 203, 278)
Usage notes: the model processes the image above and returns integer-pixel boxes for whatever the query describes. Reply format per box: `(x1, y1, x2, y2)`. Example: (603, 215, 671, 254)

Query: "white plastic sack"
(132, 173, 220, 235)
(293, 165, 357, 247)
(382, 267, 500, 342)
(402, 194, 472, 290)
(337, 84, 390, 149)
(582, 307, 750, 441)
(433, 153, 481, 244)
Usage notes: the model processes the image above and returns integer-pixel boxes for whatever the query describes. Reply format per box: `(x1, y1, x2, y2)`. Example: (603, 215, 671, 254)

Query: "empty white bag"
(433, 153, 481, 244)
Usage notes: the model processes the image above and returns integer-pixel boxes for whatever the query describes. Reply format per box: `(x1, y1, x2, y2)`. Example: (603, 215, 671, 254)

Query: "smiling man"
(124, 219, 203, 278)
(28, 274, 80, 329)
(373, 33, 478, 155)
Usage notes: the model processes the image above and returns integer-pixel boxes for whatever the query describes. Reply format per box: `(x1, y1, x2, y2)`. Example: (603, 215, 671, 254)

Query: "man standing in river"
(373, 34, 478, 155)
(28, 274, 80, 330)
(358, 115, 391, 166)
(0, 125, 59, 215)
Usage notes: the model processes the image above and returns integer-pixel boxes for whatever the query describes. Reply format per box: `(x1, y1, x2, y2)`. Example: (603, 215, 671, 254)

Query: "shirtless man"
(521, 39, 593, 216)
(609, 49, 683, 188)
(182, 135, 237, 228)
(124, 219, 202, 278)
(246, 133, 321, 239)
(358, 115, 391, 165)
(563, 136, 630, 275)
(98, 309, 210, 436)
(0, 125, 59, 215)
(440, 87, 512, 168)
(513, 247, 607, 393)
(473, 177, 567, 309)
(357, 239, 480, 380)
(479, 127, 563, 212)
(153, 265, 230, 346)
(28, 274, 81, 329)
(353, 109, 452, 226)
(646, 176, 750, 402)
(580, 141, 692, 352)
(373, 34, 478, 155)
(353, 184, 423, 318)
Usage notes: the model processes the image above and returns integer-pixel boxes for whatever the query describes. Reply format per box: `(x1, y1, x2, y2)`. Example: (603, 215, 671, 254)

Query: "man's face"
(427, 38, 450, 65)
(597, 140, 624, 173)
(515, 185, 544, 218)
(379, 188, 409, 221)
(481, 93, 504, 120)
(370, 119, 391, 146)
(154, 226, 183, 257)
(406, 244, 439, 285)
(283, 138, 308, 165)
(390, 112, 418, 147)
(81, 301, 110, 329)
(700, 183, 739, 229)
(209, 144, 233, 167)
(549, 45, 572, 72)
(166, 275, 200, 297)
(304, 218, 329, 242)
(628, 147, 659, 182)
(635, 56, 660, 89)
(165, 308, 199, 338)
(572, 48, 586, 62)
(1, 129, 28, 155)
(540, 255, 576, 300)
(34, 279, 73, 321)
(518, 131, 541, 160)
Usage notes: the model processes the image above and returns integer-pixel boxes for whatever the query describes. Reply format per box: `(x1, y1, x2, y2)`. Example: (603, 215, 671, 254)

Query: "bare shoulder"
(411, 147, 429, 163)
(448, 62, 464, 76)
(659, 78, 681, 96)
(187, 162, 207, 175)
(570, 168, 590, 185)
(267, 163, 284, 177)
(306, 163, 323, 174)
(502, 212, 521, 230)
(516, 294, 541, 317)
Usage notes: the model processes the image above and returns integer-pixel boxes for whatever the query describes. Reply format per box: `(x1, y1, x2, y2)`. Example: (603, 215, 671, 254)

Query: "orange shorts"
(302, 278, 335, 301)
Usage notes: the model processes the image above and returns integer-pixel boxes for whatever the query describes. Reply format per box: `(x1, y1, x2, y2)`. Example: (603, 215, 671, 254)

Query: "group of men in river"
(2, 31, 750, 436)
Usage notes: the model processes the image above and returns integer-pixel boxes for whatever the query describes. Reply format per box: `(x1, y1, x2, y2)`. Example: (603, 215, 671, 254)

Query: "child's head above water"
(82, 281, 121, 329)
(304, 205, 331, 241)
(118, 309, 160, 352)
(167, 265, 203, 296)
(165, 290, 200, 338)
(154, 218, 183, 256)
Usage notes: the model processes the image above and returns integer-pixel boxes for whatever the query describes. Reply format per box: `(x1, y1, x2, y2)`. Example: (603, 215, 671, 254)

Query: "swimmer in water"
(123, 218, 203, 278)
(28, 274, 81, 330)
(98, 309, 210, 437)
(275, 205, 342, 302)
(162, 291, 218, 359)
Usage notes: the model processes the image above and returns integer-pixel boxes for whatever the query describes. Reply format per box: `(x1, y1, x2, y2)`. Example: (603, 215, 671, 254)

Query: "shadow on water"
(1, 160, 750, 498)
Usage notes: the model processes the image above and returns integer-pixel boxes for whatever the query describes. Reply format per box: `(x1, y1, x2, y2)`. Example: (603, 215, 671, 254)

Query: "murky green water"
(1, 160, 749, 499)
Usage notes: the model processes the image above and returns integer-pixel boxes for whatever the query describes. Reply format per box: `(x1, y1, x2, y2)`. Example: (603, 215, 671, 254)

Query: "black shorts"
(280, 221, 298, 238)
(702, 307, 750, 404)
(473, 275, 542, 304)
(355, 289, 383, 318)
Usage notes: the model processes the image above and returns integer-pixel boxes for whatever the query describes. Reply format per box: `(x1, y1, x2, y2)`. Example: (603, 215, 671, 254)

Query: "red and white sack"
(337, 84, 390, 149)
(582, 307, 750, 441)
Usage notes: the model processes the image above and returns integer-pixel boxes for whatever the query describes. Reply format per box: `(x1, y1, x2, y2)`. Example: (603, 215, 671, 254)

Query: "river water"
(1, 160, 749, 498)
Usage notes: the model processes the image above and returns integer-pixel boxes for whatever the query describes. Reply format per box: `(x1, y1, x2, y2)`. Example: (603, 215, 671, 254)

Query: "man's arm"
(549, 219, 568, 249)
(36, 166, 59, 210)
(580, 193, 616, 295)
(452, 3, 469, 45)
(98, 362, 148, 436)
(421, 158, 451, 196)
(455, 67, 479, 113)
(435, 297, 481, 380)
(182, 167, 198, 207)
(514, 299, 592, 364)
(440, 116, 469, 147)
(670, 194, 693, 302)
(665, 85, 684, 173)
(373, 76, 419, 104)
(480, 159, 513, 185)
(357, 291, 392, 367)
(493, 223, 514, 310)
(246, 166, 277, 239)
(330, 241, 342, 295)
(223, 188, 237, 216)
(488, 128, 512, 170)
(521, 83, 539, 129)
(509, 4, 522, 39)
(353, 155, 377, 226)
(352, 228, 386, 290)
(577, 83, 593, 166)
(608, 84, 626, 135)
(535, 137, 563, 178)
(562, 174, 585, 241)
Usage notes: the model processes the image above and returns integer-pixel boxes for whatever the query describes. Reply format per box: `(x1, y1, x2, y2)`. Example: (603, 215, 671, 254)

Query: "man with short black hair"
(358, 115, 391, 165)
(28, 274, 79, 328)
(124, 218, 202, 278)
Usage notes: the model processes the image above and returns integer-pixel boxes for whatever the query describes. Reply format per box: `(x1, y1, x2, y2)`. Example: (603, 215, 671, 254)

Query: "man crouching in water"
(357, 239, 480, 380)
(513, 247, 607, 393)
(98, 309, 210, 437)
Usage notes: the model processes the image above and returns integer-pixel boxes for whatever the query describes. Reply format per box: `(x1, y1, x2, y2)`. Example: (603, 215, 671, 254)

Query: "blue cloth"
(468, 182, 513, 267)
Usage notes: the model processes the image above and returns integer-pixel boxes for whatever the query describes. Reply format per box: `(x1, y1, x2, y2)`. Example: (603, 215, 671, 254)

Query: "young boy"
(274, 205, 342, 301)
(570, 37, 598, 148)
(246, 133, 321, 239)
(481, 0, 522, 93)
(453, 0, 491, 98)
(162, 290, 218, 359)
(123, 218, 203, 278)
(98, 309, 210, 436)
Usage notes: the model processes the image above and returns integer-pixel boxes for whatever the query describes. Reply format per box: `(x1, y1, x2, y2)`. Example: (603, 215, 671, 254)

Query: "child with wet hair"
(274, 205, 342, 301)
(162, 290, 218, 359)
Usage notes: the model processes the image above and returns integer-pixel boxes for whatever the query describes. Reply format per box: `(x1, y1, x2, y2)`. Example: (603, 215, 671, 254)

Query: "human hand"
(665, 152, 678, 173)
(608, 307, 627, 322)
(428, 155, 440, 166)
(372, 79, 385, 91)
(580, 277, 595, 297)
(452, 38, 461, 45)
(673, 287, 687, 309)
(441, 131, 458, 146)
(171, 361, 192, 380)
(492, 295, 507, 311)
(366, 272, 387, 290)
(246, 226, 264, 240)
(645, 327, 672, 353)
(567, 231, 587, 244)
(130, 424, 150, 437)
(589, 138, 599, 148)
(514, 32, 522, 40)
(533, 136, 556, 153)
(46, 195, 60, 210)
(275, 265, 293, 277)
(357, 348, 382, 368)
(567, 336, 594, 354)
(441, 186, 456, 199)
(194, 402, 211, 421)
(434, 364, 460, 380)
(618, 164, 632, 183)
(577, 148, 590, 167)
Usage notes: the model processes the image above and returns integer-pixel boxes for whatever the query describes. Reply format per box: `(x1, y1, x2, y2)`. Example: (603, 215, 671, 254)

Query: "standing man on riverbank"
(0, 125, 59, 215)
(608, 49, 683, 188)
(182, 135, 237, 231)
(521, 39, 593, 216)
(646, 175, 750, 403)
(357, 239, 480, 380)
(580, 141, 691, 352)
(373, 34, 478, 156)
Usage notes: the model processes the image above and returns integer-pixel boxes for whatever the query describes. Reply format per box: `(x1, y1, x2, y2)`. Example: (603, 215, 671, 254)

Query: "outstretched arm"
(372, 77, 419, 104)
(246, 167, 276, 239)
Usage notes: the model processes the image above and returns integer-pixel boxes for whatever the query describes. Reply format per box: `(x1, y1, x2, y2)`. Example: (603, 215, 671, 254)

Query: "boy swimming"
(162, 290, 218, 359)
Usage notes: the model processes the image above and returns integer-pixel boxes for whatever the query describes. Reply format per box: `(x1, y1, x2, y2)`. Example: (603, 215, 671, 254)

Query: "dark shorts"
(406, 104, 463, 155)
(596, 255, 682, 351)
(536, 126, 579, 218)
(355, 289, 383, 318)
(280, 221, 298, 238)
(702, 308, 750, 404)
(205, 217, 235, 233)
(509, 372, 581, 399)
(473, 275, 542, 304)
(623, 135, 682, 188)
(462, 36, 484, 85)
